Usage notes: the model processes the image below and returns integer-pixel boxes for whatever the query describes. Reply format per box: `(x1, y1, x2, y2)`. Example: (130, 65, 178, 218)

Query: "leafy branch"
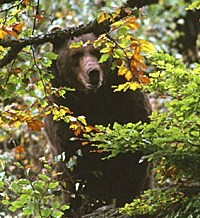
(0, 0, 158, 68)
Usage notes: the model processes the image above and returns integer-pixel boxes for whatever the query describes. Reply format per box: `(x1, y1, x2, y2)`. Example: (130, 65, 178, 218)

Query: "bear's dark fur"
(45, 33, 152, 216)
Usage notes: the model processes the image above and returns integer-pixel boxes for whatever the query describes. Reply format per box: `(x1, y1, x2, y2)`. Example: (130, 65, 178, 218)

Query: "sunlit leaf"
(124, 16, 139, 30)
(77, 116, 87, 125)
(114, 82, 130, 92)
(11, 9, 21, 16)
(0, 29, 7, 39)
(113, 48, 124, 58)
(55, 11, 62, 18)
(111, 20, 124, 28)
(129, 81, 142, 91)
(139, 39, 156, 53)
(85, 125, 98, 133)
(69, 41, 84, 49)
(97, 11, 111, 24)
(118, 66, 133, 81)
(99, 53, 110, 63)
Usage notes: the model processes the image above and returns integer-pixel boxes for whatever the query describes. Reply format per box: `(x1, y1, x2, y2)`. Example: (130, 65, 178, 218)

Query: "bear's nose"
(88, 69, 100, 85)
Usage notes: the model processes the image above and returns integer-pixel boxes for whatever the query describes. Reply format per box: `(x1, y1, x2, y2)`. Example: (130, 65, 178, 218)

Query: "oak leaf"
(15, 145, 25, 154)
(27, 119, 44, 131)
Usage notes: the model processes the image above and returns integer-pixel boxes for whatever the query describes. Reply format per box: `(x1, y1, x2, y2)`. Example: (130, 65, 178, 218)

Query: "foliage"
(0, 0, 199, 217)
(186, 0, 200, 10)
(0, 160, 69, 217)
(85, 52, 200, 217)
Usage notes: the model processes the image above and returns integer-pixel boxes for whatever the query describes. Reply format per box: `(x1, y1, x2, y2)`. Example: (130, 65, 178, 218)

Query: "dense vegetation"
(0, 0, 199, 217)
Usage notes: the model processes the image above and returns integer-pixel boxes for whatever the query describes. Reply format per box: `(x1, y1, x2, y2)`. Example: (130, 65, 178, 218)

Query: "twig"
(0, 0, 23, 13)
(30, 45, 48, 97)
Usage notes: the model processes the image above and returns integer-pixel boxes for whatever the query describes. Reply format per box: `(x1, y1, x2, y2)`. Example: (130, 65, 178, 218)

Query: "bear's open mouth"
(86, 81, 102, 90)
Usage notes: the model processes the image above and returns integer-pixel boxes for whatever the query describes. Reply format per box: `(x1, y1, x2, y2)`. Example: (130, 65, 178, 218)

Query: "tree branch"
(0, 0, 158, 68)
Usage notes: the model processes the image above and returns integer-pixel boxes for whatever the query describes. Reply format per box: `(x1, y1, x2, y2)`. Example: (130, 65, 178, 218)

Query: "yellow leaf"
(0, 29, 7, 39)
(77, 116, 87, 125)
(118, 66, 128, 76)
(113, 7, 121, 18)
(118, 65, 133, 81)
(85, 125, 98, 133)
(114, 82, 130, 92)
(129, 81, 142, 91)
(69, 41, 83, 49)
(124, 16, 139, 30)
(69, 121, 83, 136)
(111, 20, 124, 28)
(139, 39, 156, 53)
(125, 70, 133, 81)
(55, 11, 62, 18)
(11, 9, 21, 16)
(97, 11, 111, 24)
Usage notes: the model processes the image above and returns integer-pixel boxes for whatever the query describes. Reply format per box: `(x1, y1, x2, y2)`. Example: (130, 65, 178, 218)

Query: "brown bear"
(45, 33, 152, 216)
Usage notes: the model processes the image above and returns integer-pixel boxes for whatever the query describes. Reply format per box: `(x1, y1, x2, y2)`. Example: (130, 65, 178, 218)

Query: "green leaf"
(45, 52, 58, 60)
(18, 179, 30, 185)
(23, 208, 33, 216)
(53, 201, 60, 209)
(22, 187, 34, 195)
(2, 199, 10, 205)
(9, 205, 17, 212)
(0, 181, 4, 187)
(52, 210, 64, 217)
(11, 181, 21, 193)
(14, 162, 24, 169)
(113, 48, 124, 58)
(99, 53, 110, 63)
(49, 181, 59, 189)
(12, 200, 24, 208)
(38, 173, 50, 182)
(44, 164, 52, 170)
(20, 194, 29, 204)
(41, 208, 51, 217)
(61, 204, 70, 211)
(33, 181, 45, 193)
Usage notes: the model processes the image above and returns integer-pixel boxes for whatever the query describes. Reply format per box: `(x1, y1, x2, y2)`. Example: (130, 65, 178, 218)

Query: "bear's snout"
(86, 67, 102, 90)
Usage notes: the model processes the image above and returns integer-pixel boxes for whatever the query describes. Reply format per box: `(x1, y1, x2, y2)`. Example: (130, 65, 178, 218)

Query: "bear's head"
(52, 33, 111, 93)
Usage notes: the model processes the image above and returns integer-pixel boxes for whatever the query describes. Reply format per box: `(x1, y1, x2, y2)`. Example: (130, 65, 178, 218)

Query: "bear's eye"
(91, 50, 101, 59)
(71, 51, 83, 59)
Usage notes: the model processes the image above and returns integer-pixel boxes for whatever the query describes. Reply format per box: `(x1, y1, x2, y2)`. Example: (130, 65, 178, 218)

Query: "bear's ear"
(48, 25, 66, 50)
